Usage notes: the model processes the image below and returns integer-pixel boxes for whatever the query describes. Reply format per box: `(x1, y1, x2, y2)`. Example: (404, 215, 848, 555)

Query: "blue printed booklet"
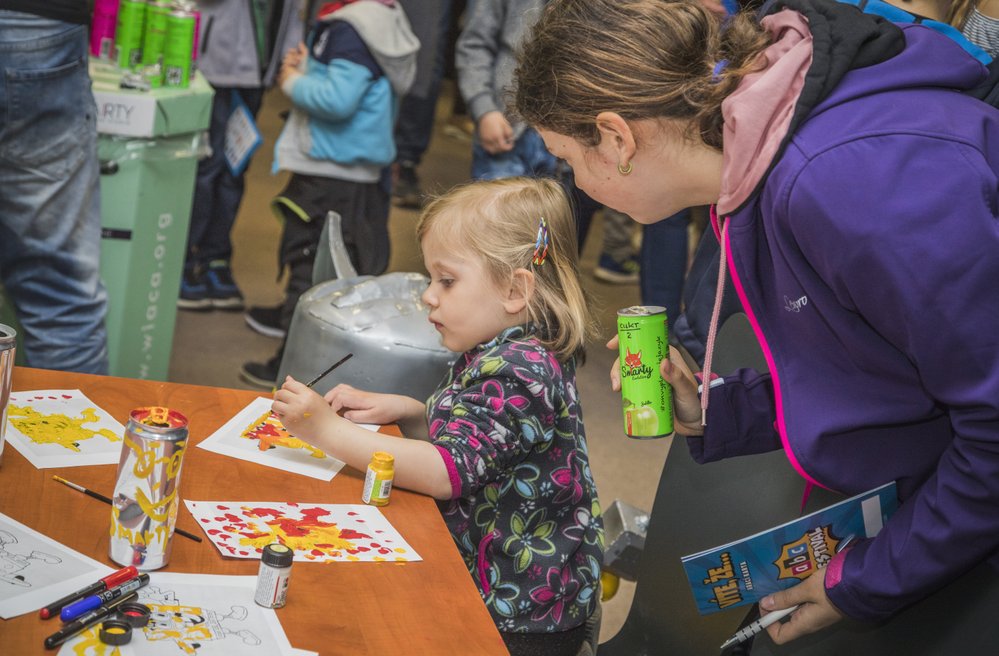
(681, 481, 898, 615)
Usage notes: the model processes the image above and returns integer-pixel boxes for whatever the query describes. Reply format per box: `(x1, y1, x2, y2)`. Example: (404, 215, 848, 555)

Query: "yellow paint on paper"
(240, 410, 325, 459)
(7, 405, 119, 452)
(70, 626, 121, 656)
(145, 602, 223, 654)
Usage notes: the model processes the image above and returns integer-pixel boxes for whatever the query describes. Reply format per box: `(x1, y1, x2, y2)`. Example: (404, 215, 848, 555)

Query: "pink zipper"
(715, 206, 830, 491)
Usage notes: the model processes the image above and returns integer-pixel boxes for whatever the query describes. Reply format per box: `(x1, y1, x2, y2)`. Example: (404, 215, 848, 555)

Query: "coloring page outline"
(0, 512, 114, 619)
(57, 572, 312, 656)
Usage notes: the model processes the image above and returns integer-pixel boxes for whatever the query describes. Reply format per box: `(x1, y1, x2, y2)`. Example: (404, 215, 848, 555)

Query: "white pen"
(719, 535, 856, 651)
(720, 605, 798, 651)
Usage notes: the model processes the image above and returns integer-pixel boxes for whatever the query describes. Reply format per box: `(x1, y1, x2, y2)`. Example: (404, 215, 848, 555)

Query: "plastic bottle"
(361, 451, 394, 506)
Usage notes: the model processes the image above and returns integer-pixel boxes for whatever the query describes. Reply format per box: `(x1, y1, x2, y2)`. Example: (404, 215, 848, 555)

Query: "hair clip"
(711, 59, 729, 84)
(532, 216, 550, 266)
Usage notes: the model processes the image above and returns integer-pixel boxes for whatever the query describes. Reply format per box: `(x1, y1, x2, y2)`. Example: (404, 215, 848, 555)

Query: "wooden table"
(0, 368, 506, 655)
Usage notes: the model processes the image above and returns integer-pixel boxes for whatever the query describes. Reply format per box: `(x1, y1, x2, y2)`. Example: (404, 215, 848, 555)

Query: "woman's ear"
(595, 111, 638, 166)
(504, 268, 536, 315)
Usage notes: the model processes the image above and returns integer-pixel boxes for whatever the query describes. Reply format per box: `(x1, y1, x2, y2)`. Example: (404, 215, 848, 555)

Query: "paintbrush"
(52, 475, 203, 543)
(305, 352, 354, 388)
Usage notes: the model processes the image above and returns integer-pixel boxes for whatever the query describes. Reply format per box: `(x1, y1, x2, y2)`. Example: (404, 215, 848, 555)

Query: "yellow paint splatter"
(7, 405, 119, 452)
(240, 411, 325, 458)
(70, 626, 121, 656)
(144, 603, 213, 655)
(223, 506, 373, 559)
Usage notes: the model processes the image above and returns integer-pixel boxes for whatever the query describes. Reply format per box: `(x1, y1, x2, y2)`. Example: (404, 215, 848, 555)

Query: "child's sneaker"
(392, 160, 423, 209)
(206, 260, 244, 311)
(177, 265, 212, 311)
(239, 352, 282, 390)
(244, 305, 286, 339)
(593, 253, 640, 284)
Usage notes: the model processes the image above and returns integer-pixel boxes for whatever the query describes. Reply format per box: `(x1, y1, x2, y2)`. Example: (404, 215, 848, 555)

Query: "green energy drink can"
(141, 0, 173, 67)
(617, 306, 674, 439)
(114, 0, 146, 70)
(163, 6, 196, 88)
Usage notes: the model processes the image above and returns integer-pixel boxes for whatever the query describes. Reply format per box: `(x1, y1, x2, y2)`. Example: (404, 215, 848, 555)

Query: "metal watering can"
(276, 212, 456, 401)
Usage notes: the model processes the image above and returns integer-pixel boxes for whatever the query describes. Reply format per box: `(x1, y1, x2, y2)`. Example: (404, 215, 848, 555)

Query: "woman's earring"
(617, 161, 633, 176)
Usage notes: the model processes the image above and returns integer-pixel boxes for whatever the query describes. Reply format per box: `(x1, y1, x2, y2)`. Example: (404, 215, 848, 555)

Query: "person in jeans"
(391, 0, 453, 209)
(0, 3, 109, 374)
(178, 0, 304, 312)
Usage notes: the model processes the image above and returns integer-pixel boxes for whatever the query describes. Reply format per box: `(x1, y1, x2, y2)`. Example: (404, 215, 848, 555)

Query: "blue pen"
(59, 573, 149, 622)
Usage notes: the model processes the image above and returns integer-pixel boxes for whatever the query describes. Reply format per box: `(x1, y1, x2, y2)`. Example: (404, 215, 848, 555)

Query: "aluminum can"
(109, 407, 189, 570)
(254, 543, 294, 608)
(617, 306, 674, 439)
(114, 0, 146, 70)
(141, 0, 173, 66)
(162, 6, 196, 88)
(0, 325, 15, 463)
(90, 0, 120, 59)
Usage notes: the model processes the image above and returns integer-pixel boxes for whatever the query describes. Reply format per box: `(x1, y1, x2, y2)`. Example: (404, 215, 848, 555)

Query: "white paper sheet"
(197, 396, 377, 481)
(4, 389, 125, 469)
(184, 501, 421, 563)
(57, 572, 302, 656)
(0, 512, 114, 619)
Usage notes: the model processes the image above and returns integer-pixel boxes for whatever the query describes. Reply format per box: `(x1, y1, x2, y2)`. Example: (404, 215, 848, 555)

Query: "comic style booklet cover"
(681, 481, 898, 615)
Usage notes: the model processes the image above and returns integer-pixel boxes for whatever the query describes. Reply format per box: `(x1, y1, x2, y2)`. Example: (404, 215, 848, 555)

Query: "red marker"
(38, 566, 138, 619)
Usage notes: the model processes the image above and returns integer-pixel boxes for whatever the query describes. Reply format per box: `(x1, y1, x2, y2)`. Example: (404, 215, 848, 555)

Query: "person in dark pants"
(178, 1, 303, 312)
(239, 0, 418, 388)
(392, 0, 454, 208)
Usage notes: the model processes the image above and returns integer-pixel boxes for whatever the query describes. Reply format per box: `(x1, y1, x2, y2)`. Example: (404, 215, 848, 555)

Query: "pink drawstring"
(700, 208, 729, 426)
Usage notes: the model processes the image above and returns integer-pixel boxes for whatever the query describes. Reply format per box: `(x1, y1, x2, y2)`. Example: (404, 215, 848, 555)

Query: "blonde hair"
(416, 177, 598, 362)
(514, 0, 771, 149)
(946, 0, 975, 28)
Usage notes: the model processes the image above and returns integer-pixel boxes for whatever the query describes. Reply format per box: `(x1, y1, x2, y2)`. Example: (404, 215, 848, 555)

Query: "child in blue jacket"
(240, 0, 418, 388)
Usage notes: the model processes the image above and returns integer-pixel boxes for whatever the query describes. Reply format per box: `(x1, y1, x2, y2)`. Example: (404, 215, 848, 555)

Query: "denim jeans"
(186, 86, 265, 267)
(641, 209, 691, 329)
(0, 12, 108, 373)
(471, 127, 557, 181)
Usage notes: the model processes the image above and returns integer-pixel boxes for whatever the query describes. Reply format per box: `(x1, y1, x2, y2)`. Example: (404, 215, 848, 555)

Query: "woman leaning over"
(515, 0, 999, 646)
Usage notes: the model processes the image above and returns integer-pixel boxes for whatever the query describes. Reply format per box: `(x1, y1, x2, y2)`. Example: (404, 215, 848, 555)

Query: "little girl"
(272, 177, 604, 656)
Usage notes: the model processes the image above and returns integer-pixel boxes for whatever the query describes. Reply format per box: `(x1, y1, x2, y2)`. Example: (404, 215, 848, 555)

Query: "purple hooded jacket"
(688, 1, 999, 623)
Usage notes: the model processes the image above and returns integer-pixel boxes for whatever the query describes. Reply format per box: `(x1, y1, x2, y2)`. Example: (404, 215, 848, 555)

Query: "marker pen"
(59, 573, 150, 622)
(43, 591, 139, 650)
(39, 566, 138, 620)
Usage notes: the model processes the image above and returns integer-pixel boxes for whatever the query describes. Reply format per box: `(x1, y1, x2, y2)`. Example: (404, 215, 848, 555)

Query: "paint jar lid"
(371, 451, 394, 467)
(262, 542, 294, 568)
(99, 618, 133, 645)
(117, 602, 152, 628)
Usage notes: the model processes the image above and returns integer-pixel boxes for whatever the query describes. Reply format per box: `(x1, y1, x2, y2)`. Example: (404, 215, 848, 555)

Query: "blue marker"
(60, 573, 149, 622)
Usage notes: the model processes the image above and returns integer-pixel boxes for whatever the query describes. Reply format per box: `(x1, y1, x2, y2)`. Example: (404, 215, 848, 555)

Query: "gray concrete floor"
(168, 84, 673, 643)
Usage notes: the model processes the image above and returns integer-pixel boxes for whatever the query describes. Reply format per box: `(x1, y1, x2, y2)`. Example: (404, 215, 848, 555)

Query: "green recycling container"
(93, 64, 213, 379)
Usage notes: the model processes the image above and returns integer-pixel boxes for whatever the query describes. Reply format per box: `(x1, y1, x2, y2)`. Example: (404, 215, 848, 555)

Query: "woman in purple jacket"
(515, 0, 999, 645)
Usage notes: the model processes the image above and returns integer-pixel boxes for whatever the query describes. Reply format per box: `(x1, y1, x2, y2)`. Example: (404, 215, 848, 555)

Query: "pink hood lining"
(701, 13, 828, 490)
(716, 10, 813, 216)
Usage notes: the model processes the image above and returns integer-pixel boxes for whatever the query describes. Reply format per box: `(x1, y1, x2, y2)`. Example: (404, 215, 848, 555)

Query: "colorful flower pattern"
(428, 326, 604, 634)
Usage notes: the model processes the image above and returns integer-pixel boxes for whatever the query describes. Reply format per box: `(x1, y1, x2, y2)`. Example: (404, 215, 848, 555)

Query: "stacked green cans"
(114, 0, 146, 69)
(163, 3, 197, 88)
